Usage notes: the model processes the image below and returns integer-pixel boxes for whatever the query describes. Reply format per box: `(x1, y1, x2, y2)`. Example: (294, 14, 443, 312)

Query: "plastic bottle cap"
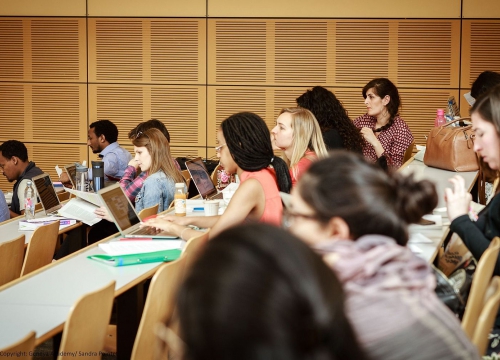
(175, 183, 184, 188)
(437, 109, 444, 116)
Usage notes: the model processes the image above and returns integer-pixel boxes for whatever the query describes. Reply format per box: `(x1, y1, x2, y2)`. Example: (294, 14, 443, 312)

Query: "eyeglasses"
(155, 321, 185, 360)
(215, 143, 226, 153)
(282, 208, 318, 228)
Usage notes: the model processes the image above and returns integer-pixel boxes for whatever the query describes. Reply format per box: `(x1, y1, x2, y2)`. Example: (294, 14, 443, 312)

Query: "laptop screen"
(64, 164, 77, 188)
(32, 173, 61, 214)
(185, 158, 217, 198)
(99, 184, 140, 231)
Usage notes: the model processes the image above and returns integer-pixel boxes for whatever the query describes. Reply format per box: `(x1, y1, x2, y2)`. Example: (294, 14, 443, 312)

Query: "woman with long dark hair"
(144, 112, 291, 240)
(296, 86, 364, 152)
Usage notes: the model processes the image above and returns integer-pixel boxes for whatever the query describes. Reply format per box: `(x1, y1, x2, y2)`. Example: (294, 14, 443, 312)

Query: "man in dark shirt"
(0, 140, 43, 218)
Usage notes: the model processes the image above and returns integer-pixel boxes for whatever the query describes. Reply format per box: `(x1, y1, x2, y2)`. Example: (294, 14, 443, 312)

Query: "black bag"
(433, 265, 472, 318)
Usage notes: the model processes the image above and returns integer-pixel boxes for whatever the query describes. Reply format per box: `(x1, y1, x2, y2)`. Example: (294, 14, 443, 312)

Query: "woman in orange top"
(143, 112, 291, 240)
(271, 107, 328, 187)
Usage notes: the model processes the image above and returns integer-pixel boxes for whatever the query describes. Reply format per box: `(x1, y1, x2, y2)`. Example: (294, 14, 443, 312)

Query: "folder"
(87, 249, 182, 267)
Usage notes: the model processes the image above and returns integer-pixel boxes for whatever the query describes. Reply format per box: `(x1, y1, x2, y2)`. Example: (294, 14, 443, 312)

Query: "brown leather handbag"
(423, 118, 479, 172)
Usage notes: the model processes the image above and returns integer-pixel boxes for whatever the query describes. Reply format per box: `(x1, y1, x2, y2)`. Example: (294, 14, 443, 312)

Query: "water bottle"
(76, 165, 91, 192)
(91, 161, 105, 192)
(434, 109, 446, 127)
(24, 180, 36, 220)
(174, 183, 186, 217)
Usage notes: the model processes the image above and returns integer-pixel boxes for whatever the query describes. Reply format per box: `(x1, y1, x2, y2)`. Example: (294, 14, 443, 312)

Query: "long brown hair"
(132, 128, 184, 183)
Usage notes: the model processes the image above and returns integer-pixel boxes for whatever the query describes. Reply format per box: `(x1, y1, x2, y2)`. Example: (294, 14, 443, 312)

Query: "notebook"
(97, 183, 177, 239)
(63, 164, 77, 188)
(185, 158, 223, 200)
(31, 173, 63, 216)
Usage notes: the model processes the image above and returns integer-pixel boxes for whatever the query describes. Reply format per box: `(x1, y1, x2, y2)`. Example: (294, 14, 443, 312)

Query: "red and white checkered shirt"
(354, 114, 413, 169)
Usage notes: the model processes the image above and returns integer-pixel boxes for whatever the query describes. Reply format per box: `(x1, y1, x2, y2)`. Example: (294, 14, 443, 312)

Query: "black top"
(450, 194, 500, 275)
(322, 129, 344, 150)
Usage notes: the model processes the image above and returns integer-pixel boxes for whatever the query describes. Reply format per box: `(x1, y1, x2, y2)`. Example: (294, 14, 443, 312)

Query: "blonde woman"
(271, 107, 328, 187)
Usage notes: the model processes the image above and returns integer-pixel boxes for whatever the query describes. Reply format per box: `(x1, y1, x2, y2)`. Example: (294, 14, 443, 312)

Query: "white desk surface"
(400, 158, 478, 263)
(0, 206, 185, 348)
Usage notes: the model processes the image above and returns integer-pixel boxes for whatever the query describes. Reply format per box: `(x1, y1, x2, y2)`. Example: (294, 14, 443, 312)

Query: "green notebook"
(87, 249, 182, 267)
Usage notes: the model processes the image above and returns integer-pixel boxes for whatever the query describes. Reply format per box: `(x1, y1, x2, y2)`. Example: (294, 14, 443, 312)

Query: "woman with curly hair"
(296, 86, 364, 152)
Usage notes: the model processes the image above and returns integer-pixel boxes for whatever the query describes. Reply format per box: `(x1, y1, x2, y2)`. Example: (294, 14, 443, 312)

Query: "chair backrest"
(181, 169, 191, 196)
(402, 140, 415, 165)
(472, 276, 500, 355)
(21, 221, 60, 276)
(182, 230, 209, 271)
(137, 203, 159, 220)
(462, 237, 500, 338)
(57, 191, 71, 202)
(130, 258, 186, 360)
(0, 235, 25, 286)
(57, 281, 115, 360)
(0, 331, 36, 359)
(34, 203, 43, 211)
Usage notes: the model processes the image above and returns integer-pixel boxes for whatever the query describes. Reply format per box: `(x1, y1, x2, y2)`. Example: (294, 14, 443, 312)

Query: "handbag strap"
(441, 117, 472, 128)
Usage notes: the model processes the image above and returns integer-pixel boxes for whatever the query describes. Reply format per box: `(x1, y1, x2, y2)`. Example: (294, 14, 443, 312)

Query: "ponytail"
(270, 157, 292, 194)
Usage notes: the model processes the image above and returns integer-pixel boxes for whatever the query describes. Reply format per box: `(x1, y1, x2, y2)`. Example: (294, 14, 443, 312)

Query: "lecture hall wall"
(1, 0, 500, 192)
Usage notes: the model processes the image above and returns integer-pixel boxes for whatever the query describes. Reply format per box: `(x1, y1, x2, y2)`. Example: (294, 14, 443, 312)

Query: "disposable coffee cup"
(204, 200, 220, 216)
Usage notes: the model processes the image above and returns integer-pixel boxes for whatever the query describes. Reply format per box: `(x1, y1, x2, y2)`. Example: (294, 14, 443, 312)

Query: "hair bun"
(392, 173, 438, 224)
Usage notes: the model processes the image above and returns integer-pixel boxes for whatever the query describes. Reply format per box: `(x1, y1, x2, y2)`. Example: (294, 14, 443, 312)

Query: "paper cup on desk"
(204, 200, 219, 216)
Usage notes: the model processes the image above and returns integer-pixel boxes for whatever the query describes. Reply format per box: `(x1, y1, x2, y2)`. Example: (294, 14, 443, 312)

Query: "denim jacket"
(135, 171, 175, 213)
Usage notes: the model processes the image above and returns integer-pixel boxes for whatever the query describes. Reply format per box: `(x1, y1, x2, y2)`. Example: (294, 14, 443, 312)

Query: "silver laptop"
(97, 183, 177, 239)
(63, 164, 77, 188)
(185, 158, 223, 200)
(31, 173, 63, 216)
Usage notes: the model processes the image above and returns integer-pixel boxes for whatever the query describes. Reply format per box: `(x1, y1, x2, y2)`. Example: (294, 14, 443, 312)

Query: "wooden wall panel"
(89, 85, 206, 147)
(208, 0, 461, 18)
(87, 0, 206, 17)
(0, 0, 86, 16)
(0, 18, 86, 82)
(0, 83, 87, 143)
(463, 0, 500, 18)
(209, 19, 460, 88)
(88, 18, 205, 84)
(461, 20, 500, 91)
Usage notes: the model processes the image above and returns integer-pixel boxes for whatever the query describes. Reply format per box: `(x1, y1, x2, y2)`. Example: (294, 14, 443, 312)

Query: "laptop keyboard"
(131, 226, 162, 236)
(208, 192, 224, 200)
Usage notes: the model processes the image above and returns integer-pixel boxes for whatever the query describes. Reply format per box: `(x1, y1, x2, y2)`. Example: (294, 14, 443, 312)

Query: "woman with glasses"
(271, 107, 327, 187)
(158, 223, 368, 360)
(354, 78, 413, 169)
(143, 112, 291, 240)
(296, 86, 364, 152)
(285, 151, 478, 360)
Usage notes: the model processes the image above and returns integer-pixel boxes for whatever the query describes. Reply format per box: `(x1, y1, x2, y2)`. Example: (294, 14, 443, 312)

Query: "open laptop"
(97, 183, 177, 239)
(63, 164, 77, 188)
(31, 173, 63, 216)
(185, 158, 223, 200)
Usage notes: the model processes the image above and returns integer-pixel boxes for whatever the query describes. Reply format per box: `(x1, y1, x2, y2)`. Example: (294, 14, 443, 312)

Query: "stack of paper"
(19, 217, 77, 231)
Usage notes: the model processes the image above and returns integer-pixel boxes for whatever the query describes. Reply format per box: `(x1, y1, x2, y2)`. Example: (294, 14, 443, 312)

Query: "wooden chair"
(181, 169, 191, 196)
(402, 140, 415, 165)
(57, 281, 115, 360)
(0, 235, 25, 286)
(462, 237, 500, 339)
(0, 331, 36, 359)
(130, 259, 186, 360)
(57, 191, 71, 202)
(130, 231, 208, 360)
(472, 276, 500, 355)
(182, 230, 209, 272)
(21, 221, 60, 276)
(137, 203, 159, 220)
(34, 203, 43, 211)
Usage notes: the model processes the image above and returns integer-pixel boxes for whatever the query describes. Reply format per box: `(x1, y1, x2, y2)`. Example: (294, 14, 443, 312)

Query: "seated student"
(468, 70, 500, 105)
(160, 223, 368, 360)
(90, 128, 184, 243)
(0, 190, 9, 222)
(286, 151, 478, 360)
(122, 119, 180, 204)
(354, 78, 413, 169)
(144, 112, 292, 240)
(296, 86, 364, 152)
(271, 107, 327, 187)
(0, 140, 43, 218)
